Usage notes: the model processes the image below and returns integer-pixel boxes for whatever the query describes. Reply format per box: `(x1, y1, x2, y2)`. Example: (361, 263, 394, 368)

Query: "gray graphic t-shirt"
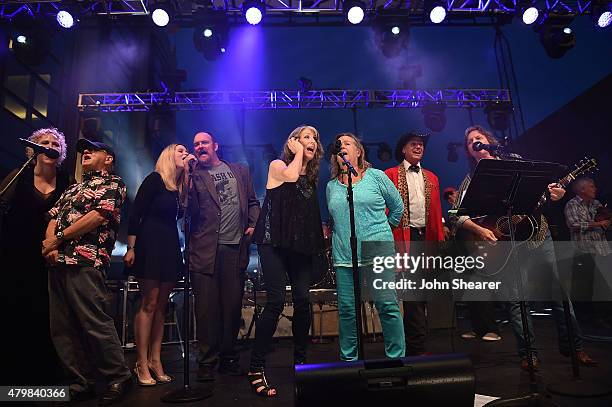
(207, 162, 242, 244)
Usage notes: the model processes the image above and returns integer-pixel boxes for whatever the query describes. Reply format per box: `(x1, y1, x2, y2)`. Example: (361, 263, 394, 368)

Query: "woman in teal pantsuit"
(326, 133, 405, 361)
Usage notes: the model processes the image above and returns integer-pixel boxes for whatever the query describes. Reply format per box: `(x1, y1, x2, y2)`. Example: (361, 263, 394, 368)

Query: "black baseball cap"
(76, 138, 115, 160)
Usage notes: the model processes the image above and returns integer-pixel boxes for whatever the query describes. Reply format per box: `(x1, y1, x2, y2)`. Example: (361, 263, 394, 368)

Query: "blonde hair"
(330, 132, 371, 179)
(280, 125, 324, 185)
(27, 127, 67, 166)
(155, 144, 185, 192)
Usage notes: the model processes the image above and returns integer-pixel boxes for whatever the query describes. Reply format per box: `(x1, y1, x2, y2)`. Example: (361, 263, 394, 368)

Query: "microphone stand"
(161, 162, 212, 403)
(338, 152, 365, 360)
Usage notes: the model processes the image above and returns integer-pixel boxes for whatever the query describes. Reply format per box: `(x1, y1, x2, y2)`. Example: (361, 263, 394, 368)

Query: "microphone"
(18, 138, 60, 159)
(472, 141, 505, 155)
(185, 156, 197, 171)
(332, 139, 347, 156)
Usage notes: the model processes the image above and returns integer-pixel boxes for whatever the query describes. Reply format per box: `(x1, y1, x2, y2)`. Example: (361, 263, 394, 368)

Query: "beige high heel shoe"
(134, 362, 156, 386)
(148, 362, 173, 384)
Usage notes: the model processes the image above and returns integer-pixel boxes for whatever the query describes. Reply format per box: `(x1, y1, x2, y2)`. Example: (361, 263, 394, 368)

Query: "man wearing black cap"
(384, 132, 444, 356)
(42, 138, 132, 404)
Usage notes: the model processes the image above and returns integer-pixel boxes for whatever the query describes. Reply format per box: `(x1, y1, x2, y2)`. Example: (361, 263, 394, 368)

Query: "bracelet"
(127, 246, 134, 250)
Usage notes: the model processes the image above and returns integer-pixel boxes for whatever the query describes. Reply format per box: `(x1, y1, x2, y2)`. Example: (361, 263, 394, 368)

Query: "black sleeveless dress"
(253, 175, 324, 256)
(126, 172, 184, 282)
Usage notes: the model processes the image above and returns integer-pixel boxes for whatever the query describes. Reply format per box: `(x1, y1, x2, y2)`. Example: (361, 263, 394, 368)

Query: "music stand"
(456, 159, 563, 407)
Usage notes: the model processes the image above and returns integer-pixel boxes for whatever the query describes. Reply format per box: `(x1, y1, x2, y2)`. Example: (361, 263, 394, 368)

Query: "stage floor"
(69, 315, 612, 407)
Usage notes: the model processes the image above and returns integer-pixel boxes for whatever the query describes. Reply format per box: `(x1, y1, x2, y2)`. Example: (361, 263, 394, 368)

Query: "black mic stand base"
(485, 393, 559, 407)
(547, 380, 612, 398)
(161, 385, 213, 403)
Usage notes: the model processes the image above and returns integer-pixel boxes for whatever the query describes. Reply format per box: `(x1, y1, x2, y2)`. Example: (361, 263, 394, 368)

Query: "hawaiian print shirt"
(48, 170, 126, 269)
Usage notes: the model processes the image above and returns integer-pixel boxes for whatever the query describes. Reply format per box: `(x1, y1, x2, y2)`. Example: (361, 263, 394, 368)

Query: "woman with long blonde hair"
(248, 125, 326, 397)
(124, 143, 195, 386)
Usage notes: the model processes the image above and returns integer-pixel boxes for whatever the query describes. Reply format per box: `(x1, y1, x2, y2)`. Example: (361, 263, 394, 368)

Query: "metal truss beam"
(78, 89, 511, 112)
(0, 0, 597, 23)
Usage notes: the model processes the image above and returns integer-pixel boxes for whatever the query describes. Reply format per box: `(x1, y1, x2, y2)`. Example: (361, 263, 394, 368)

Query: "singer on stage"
(1, 128, 70, 385)
(450, 125, 595, 370)
(326, 132, 405, 361)
(123, 144, 194, 386)
(248, 125, 325, 397)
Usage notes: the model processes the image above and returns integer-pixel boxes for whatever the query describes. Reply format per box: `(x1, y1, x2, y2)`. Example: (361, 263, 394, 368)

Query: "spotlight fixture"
(56, 10, 75, 29)
(521, 7, 540, 25)
(16, 35, 27, 44)
(421, 103, 446, 132)
(152, 8, 170, 27)
(428, 4, 447, 24)
(344, 0, 366, 25)
(447, 142, 462, 163)
(373, 14, 409, 58)
(9, 15, 51, 66)
(193, 11, 229, 60)
(591, 2, 612, 28)
(537, 13, 576, 58)
(243, 0, 265, 25)
(484, 101, 513, 131)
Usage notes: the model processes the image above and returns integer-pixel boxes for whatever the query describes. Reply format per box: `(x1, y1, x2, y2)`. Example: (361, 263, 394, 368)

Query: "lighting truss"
(78, 88, 511, 112)
(0, 1, 598, 25)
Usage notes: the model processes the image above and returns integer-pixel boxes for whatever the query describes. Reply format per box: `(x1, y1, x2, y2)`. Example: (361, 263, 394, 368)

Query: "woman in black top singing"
(124, 143, 195, 386)
(1, 128, 70, 385)
(248, 125, 325, 397)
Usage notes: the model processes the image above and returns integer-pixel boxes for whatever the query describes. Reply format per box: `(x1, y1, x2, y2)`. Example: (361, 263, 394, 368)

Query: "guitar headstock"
(573, 157, 598, 178)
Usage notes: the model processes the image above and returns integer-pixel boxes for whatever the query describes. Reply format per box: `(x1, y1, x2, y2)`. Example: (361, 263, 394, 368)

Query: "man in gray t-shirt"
(189, 132, 260, 381)
(208, 162, 242, 244)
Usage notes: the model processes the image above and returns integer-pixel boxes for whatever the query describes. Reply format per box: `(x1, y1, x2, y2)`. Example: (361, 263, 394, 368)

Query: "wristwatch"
(56, 230, 65, 241)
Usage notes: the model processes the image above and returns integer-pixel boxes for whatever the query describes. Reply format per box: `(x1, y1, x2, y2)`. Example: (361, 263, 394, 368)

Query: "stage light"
(344, 0, 365, 25)
(193, 11, 229, 60)
(429, 5, 447, 24)
(9, 15, 51, 66)
(522, 7, 539, 25)
(484, 101, 513, 131)
(243, 0, 265, 25)
(592, 2, 612, 28)
(16, 35, 26, 44)
(373, 15, 409, 58)
(152, 8, 170, 27)
(421, 103, 446, 132)
(56, 10, 75, 29)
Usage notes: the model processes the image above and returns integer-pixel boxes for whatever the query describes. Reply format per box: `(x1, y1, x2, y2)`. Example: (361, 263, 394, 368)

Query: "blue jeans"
(336, 265, 405, 361)
(506, 234, 583, 357)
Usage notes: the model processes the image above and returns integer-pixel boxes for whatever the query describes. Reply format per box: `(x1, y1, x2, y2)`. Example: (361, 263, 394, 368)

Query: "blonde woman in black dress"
(124, 144, 195, 385)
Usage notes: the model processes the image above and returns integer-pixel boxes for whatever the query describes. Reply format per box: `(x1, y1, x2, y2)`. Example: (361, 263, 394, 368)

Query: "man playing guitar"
(449, 125, 596, 371)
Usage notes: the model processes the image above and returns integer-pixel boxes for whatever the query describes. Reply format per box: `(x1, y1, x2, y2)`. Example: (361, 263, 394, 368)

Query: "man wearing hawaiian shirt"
(42, 138, 132, 405)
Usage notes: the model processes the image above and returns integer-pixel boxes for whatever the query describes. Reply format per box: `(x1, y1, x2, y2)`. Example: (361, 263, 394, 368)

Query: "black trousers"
(403, 227, 428, 355)
(250, 245, 312, 370)
(192, 244, 244, 367)
(49, 265, 131, 393)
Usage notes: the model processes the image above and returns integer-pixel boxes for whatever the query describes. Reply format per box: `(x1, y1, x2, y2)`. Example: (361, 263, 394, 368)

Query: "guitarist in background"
(450, 125, 596, 371)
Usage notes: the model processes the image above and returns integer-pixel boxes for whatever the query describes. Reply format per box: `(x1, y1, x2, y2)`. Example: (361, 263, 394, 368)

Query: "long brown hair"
(280, 125, 324, 185)
(464, 125, 499, 172)
(330, 132, 371, 179)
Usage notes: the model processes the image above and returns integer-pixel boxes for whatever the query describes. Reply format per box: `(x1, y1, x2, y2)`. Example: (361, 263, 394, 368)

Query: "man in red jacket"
(385, 132, 444, 355)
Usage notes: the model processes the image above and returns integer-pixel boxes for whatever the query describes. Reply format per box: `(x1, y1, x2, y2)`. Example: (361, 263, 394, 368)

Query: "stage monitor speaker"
(295, 353, 474, 407)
